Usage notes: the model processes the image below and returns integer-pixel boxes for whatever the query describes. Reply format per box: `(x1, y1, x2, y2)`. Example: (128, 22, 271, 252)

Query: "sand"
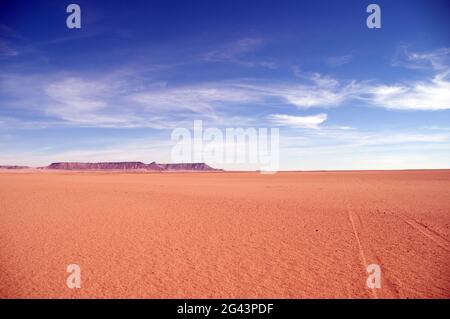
(0, 170, 449, 298)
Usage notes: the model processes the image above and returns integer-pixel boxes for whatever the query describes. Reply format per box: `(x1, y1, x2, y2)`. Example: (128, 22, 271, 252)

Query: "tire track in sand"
(357, 179, 450, 252)
(341, 180, 379, 299)
(342, 176, 450, 298)
(342, 178, 403, 298)
(390, 212, 450, 252)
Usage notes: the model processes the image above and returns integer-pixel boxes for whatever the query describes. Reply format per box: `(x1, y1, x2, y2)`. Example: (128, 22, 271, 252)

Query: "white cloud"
(365, 47, 450, 110)
(2, 47, 450, 132)
(269, 113, 328, 129)
(366, 73, 450, 110)
(393, 46, 450, 70)
(278, 84, 352, 108)
(234, 74, 359, 109)
(290, 49, 450, 111)
(4, 69, 449, 131)
(129, 85, 261, 115)
(44, 77, 143, 126)
(45, 77, 107, 112)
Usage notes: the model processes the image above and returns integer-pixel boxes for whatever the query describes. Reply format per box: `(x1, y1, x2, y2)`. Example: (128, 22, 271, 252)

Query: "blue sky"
(1, 0, 449, 170)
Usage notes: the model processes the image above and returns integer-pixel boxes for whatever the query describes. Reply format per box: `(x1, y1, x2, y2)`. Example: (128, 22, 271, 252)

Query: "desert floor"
(0, 170, 449, 298)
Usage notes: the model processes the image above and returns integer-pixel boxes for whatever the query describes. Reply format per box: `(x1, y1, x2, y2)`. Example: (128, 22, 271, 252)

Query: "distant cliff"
(158, 163, 219, 171)
(46, 162, 221, 171)
(47, 162, 156, 170)
(0, 165, 30, 169)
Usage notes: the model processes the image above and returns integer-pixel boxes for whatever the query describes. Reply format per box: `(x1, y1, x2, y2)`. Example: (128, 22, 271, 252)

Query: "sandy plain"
(0, 170, 449, 298)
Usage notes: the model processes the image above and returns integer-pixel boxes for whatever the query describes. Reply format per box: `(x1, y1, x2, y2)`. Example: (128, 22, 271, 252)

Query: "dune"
(0, 170, 449, 298)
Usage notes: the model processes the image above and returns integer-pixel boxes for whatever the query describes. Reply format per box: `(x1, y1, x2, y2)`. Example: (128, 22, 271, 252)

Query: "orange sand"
(0, 170, 449, 298)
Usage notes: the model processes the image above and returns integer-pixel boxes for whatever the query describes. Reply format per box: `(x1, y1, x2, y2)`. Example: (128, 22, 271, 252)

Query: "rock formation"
(45, 162, 221, 171)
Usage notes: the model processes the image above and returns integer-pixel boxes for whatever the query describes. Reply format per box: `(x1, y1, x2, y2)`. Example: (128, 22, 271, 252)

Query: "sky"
(0, 0, 449, 170)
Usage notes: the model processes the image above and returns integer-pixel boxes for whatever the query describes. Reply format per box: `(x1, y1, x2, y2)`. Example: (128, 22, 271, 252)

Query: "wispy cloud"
(129, 84, 260, 115)
(281, 127, 450, 153)
(368, 47, 450, 110)
(1, 47, 450, 132)
(365, 73, 450, 110)
(296, 49, 450, 111)
(203, 37, 277, 69)
(0, 24, 24, 58)
(204, 38, 263, 60)
(269, 113, 327, 129)
(392, 46, 450, 70)
(0, 39, 19, 58)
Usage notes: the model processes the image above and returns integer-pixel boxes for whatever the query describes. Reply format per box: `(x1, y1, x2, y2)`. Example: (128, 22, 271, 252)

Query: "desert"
(0, 169, 449, 298)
